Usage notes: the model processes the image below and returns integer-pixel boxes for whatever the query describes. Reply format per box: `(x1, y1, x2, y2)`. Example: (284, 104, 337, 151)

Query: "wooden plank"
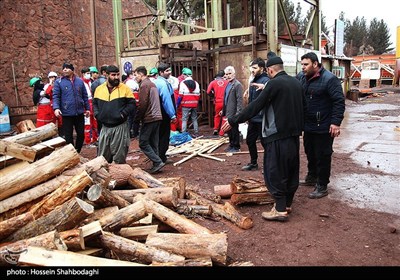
(0, 140, 37, 162)
(18, 246, 145, 266)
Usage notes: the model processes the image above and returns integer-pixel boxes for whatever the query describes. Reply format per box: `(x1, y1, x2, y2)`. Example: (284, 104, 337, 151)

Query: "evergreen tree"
(367, 18, 393, 54)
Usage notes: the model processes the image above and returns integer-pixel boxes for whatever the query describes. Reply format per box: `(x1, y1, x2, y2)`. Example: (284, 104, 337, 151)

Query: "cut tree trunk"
(100, 231, 185, 264)
(141, 196, 212, 234)
(230, 192, 274, 205)
(15, 119, 36, 133)
(213, 184, 235, 198)
(158, 177, 186, 199)
(108, 163, 134, 187)
(18, 246, 145, 266)
(0, 230, 67, 266)
(0, 136, 66, 169)
(87, 184, 131, 209)
(90, 167, 111, 188)
(98, 200, 147, 232)
(146, 232, 228, 265)
(231, 177, 268, 193)
(0, 212, 34, 241)
(0, 156, 107, 215)
(187, 190, 253, 230)
(28, 170, 93, 218)
(59, 228, 84, 251)
(119, 225, 158, 241)
(1, 122, 58, 146)
(0, 144, 80, 201)
(80, 206, 119, 226)
(5, 197, 94, 242)
(0, 139, 37, 162)
(152, 257, 213, 267)
(176, 205, 213, 216)
(112, 187, 178, 208)
(127, 168, 165, 189)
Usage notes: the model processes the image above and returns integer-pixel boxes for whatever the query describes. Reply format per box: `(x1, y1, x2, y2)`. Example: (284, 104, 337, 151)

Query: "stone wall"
(0, 0, 152, 109)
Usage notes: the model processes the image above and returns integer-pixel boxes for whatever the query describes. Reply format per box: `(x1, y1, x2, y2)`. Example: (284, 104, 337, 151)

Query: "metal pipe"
(90, 0, 98, 67)
(11, 62, 19, 106)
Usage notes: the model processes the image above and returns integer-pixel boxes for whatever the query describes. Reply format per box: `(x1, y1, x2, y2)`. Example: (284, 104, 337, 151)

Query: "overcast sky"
(317, 0, 398, 48)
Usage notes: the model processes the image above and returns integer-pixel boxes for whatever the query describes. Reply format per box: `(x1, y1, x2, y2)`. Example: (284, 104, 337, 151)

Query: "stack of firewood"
(214, 176, 274, 205)
(0, 124, 255, 267)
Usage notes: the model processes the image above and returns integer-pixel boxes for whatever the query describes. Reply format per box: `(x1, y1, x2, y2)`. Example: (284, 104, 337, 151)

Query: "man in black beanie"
(221, 56, 306, 222)
(53, 62, 90, 153)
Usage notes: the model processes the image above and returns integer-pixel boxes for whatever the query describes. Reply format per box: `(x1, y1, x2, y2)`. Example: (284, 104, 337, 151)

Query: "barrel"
(0, 105, 11, 133)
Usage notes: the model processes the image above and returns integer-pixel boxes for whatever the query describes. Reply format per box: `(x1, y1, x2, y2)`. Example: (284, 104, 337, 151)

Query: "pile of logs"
(214, 177, 274, 205)
(166, 137, 228, 166)
(0, 124, 255, 266)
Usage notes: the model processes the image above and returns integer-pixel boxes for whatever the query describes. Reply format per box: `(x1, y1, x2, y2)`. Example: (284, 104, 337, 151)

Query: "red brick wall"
(0, 0, 151, 107)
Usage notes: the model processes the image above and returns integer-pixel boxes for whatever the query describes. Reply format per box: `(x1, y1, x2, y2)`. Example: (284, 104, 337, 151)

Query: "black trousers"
(158, 116, 171, 162)
(62, 114, 85, 153)
(303, 132, 334, 186)
(228, 123, 240, 150)
(262, 136, 300, 212)
(246, 121, 262, 164)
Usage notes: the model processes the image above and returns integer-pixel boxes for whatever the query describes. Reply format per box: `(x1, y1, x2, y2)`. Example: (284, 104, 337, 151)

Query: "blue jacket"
(53, 75, 90, 116)
(296, 67, 345, 133)
(153, 76, 176, 120)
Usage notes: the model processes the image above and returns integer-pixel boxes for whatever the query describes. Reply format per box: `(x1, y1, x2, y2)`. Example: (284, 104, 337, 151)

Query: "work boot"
(242, 163, 258, 171)
(308, 184, 328, 199)
(261, 206, 288, 222)
(300, 174, 317, 186)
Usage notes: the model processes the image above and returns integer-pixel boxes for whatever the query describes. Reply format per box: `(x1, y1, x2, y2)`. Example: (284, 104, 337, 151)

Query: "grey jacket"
(223, 79, 243, 118)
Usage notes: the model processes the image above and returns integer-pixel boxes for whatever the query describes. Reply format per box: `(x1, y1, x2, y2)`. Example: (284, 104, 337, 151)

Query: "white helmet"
(48, 71, 58, 78)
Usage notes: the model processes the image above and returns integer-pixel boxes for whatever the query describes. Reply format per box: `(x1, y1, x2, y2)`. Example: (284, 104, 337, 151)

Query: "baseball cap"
(48, 71, 58, 78)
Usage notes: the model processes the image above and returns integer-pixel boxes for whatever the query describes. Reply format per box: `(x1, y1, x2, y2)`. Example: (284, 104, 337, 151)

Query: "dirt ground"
(81, 91, 400, 268)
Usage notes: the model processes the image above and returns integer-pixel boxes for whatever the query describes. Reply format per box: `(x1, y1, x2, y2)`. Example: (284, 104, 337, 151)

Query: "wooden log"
(159, 177, 186, 199)
(18, 246, 145, 266)
(230, 192, 274, 205)
(127, 167, 165, 189)
(187, 191, 253, 230)
(177, 199, 197, 206)
(0, 144, 80, 201)
(80, 206, 119, 226)
(15, 119, 36, 133)
(186, 186, 222, 203)
(0, 212, 34, 241)
(152, 257, 213, 267)
(0, 198, 41, 222)
(109, 163, 134, 187)
(98, 200, 147, 232)
(130, 213, 153, 226)
(231, 177, 268, 193)
(0, 161, 30, 178)
(0, 231, 67, 266)
(90, 167, 111, 188)
(176, 205, 213, 216)
(0, 139, 37, 162)
(100, 231, 185, 264)
(80, 221, 102, 240)
(0, 136, 66, 169)
(141, 196, 212, 234)
(1, 122, 58, 146)
(87, 184, 130, 209)
(6, 197, 94, 242)
(119, 225, 158, 241)
(198, 153, 225, 162)
(146, 232, 228, 265)
(112, 187, 178, 208)
(213, 184, 234, 198)
(28, 170, 93, 218)
(0, 156, 107, 215)
(60, 228, 85, 251)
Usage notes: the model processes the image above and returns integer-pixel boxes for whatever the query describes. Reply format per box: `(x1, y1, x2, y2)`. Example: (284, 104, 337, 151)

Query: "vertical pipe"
(90, 0, 98, 67)
(112, 0, 123, 65)
(266, 0, 278, 53)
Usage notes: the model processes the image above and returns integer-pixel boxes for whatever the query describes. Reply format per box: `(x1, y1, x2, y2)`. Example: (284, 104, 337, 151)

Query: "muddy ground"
(80, 92, 400, 269)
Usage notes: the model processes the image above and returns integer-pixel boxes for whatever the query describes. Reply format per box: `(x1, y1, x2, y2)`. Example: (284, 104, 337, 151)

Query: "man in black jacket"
(222, 56, 306, 222)
(242, 57, 270, 171)
(297, 52, 345, 199)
